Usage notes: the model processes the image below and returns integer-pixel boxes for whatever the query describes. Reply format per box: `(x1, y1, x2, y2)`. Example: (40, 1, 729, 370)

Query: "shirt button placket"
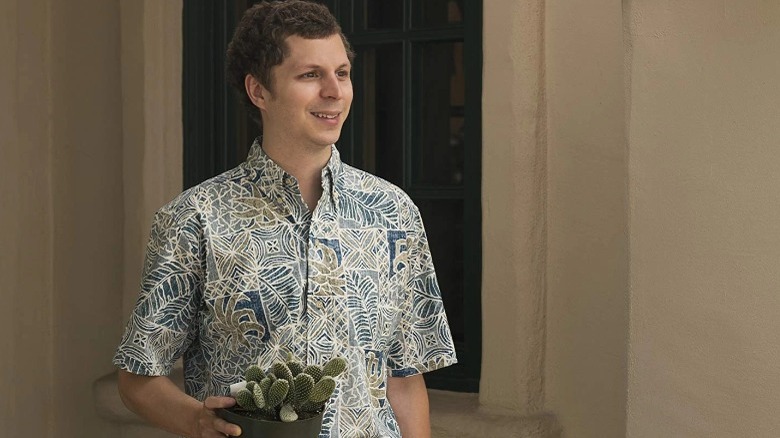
(305, 229, 315, 363)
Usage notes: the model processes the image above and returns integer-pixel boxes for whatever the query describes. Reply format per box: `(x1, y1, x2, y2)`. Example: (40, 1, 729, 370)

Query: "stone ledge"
(94, 371, 560, 438)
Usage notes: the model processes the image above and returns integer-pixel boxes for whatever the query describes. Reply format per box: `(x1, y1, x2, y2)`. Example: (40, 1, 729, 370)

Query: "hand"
(194, 396, 242, 437)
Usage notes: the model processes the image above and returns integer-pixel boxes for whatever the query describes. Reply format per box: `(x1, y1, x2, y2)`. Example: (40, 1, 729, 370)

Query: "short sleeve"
(113, 195, 205, 376)
(387, 207, 457, 377)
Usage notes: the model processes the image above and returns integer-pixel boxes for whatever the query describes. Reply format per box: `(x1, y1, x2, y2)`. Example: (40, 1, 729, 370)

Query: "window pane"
(412, 41, 465, 186)
(414, 0, 463, 27)
(362, 0, 403, 30)
(355, 44, 404, 185)
(416, 198, 464, 344)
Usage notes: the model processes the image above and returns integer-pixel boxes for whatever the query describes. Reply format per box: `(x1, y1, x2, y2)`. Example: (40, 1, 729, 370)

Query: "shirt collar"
(244, 137, 343, 213)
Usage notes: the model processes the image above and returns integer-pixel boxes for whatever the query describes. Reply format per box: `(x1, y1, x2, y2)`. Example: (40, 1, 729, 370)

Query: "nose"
(321, 73, 343, 100)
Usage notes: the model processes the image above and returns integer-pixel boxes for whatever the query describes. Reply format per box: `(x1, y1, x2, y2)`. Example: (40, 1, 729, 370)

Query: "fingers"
(213, 416, 242, 437)
(204, 396, 237, 410)
(201, 397, 241, 437)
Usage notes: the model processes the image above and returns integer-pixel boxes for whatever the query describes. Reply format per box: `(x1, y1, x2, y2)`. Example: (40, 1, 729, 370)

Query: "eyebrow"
(297, 63, 351, 70)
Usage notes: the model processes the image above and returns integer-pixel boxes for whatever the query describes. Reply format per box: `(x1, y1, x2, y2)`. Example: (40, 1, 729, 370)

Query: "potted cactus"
(217, 353, 347, 438)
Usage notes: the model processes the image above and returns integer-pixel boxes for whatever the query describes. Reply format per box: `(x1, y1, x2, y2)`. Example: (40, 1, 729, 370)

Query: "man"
(114, 1, 456, 437)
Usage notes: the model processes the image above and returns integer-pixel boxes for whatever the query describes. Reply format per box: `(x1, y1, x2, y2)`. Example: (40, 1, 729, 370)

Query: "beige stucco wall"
(626, 1, 780, 437)
(50, 1, 125, 435)
(119, 0, 183, 319)
(544, 0, 630, 437)
(481, 0, 547, 415)
(1, 0, 157, 436)
(116, 2, 183, 434)
(8, 1, 780, 437)
(2, 0, 556, 436)
(1, 1, 55, 436)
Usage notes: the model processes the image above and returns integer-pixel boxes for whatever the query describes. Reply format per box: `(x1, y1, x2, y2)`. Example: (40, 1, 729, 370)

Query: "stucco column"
(120, 0, 183, 319)
(95, 3, 182, 436)
(543, 1, 630, 437)
(481, 0, 547, 415)
(0, 1, 55, 436)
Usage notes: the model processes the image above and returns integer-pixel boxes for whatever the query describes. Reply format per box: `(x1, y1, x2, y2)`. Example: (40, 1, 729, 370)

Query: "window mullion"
(402, 0, 411, 191)
(403, 0, 411, 31)
(402, 38, 413, 190)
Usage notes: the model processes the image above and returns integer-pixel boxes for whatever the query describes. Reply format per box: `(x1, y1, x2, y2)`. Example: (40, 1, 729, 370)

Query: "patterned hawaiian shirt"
(114, 138, 457, 437)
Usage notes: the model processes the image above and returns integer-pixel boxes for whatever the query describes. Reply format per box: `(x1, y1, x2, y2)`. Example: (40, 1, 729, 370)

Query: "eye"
(301, 71, 319, 79)
(336, 70, 351, 79)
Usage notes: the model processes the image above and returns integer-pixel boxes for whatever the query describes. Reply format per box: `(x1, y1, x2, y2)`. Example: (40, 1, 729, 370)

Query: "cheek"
(343, 84, 354, 104)
(275, 86, 310, 109)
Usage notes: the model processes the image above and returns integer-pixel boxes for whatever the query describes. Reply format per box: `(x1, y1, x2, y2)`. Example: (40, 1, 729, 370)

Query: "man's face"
(257, 34, 353, 150)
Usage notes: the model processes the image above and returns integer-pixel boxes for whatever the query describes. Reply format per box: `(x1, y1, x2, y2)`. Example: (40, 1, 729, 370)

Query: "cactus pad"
(322, 357, 348, 378)
(279, 404, 299, 423)
(258, 376, 272, 395)
(252, 382, 266, 408)
(266, 379, 290, 408)
(309, 376, 336, 404)
(291, 373, 315, 407)
(272, 362, 294, 382)
(245, 364, 265, 382)
(287, 360, 304, 377)
(285, 378, 296, 404)
(302, 364, 323, 383)
(235, 388, 257, 411)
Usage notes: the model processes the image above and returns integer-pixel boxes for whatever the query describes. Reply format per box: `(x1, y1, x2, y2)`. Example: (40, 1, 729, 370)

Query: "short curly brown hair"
(225, 0, 355, 128)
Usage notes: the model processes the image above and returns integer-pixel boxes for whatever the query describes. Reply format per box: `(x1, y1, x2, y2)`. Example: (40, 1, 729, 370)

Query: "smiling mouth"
(311, 112, 340, 119)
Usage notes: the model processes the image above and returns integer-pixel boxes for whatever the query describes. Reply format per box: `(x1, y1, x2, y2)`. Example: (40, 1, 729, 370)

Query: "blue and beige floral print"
(114, 139, 457, 437)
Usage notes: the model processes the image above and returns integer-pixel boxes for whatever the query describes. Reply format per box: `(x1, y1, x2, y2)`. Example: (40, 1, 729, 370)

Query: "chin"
(313, 132, 342, 147)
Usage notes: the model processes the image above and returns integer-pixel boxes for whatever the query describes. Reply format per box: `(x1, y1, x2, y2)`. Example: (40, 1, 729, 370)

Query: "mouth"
(311, 111, 341, 120)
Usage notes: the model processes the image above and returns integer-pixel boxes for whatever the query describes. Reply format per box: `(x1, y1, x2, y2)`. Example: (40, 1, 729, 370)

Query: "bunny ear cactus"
(266, 379, 290, 408)
(235, 388, 257, 411)
(322, 357, 347, 378)
(302, 364, 323, 383)
(252, 382, 266, 408)
(279, 404, 299, 422)
(245, 365, 265, 383)
(287, 356, 304, 377)
(231, 354, 348, 423)
(309, 376, 337, 404)
(271, 362, 294, 382)
(290, 373, 315, 408)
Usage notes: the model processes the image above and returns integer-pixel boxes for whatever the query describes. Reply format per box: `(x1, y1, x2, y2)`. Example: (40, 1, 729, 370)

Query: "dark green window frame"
(183, 0, 481, 392)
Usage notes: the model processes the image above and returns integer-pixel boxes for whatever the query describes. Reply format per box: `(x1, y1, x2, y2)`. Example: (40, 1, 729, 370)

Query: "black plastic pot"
(216, 408, 324, 438)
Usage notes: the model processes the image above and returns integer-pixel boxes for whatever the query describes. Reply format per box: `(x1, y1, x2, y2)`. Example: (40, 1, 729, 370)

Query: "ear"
(244, 74, 270, 111)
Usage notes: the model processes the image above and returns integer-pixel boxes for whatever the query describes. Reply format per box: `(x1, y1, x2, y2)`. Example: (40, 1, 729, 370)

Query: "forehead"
(281, 34, 350, 68)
